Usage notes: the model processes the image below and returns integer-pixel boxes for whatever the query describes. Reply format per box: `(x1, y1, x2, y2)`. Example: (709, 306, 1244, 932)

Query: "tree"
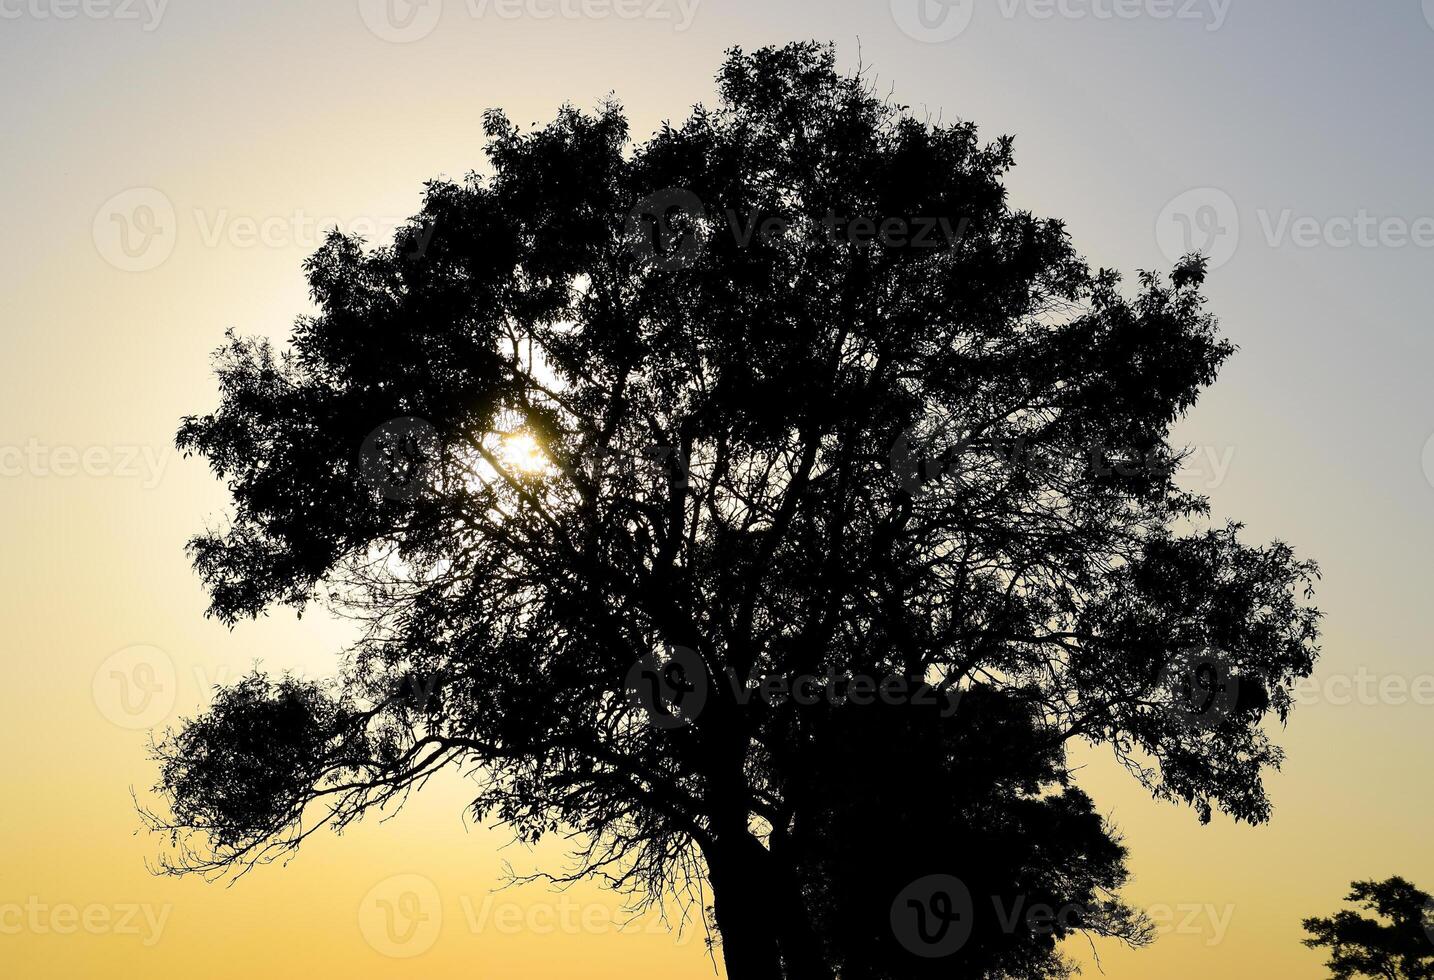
(780, 690, 1155, 979)
(149, 42, 1322, 980)
(1303, 878, 1434, 979)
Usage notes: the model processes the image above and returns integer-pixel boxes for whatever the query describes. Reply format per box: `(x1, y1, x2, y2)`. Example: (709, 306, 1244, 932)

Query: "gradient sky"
(3, 1, 1433, 976)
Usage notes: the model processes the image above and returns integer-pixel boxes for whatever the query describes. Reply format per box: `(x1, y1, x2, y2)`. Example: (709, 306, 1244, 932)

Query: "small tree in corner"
(1303, 877, 1434, 979)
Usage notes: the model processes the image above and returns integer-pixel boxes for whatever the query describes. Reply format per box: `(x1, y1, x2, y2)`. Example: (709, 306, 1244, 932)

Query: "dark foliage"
(781, 690, 1151, 979)
(1303, 878, 1434, 979)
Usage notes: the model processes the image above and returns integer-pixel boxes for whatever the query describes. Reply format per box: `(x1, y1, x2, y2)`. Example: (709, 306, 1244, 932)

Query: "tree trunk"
(706, 829, 835, 980)
(771, 852, 832, 980)
(708, 836, 785, 980)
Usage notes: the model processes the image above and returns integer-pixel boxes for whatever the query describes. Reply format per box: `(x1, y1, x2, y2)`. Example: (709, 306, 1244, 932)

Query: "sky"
(2, 0, 1433, 976)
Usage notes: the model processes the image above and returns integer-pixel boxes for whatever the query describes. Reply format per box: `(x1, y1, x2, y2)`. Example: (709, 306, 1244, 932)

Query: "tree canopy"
(151, 41, 1322, 979)
(1304, 877, 1434, 979)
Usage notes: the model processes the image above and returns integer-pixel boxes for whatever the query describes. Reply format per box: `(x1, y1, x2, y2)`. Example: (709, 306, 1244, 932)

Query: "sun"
(500, 432, 551, 476)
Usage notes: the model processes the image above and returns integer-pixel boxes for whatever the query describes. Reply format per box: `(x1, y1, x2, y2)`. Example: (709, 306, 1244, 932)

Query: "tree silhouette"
(1303, 878, 1434, 979)
(150, 42, 1322, 979)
